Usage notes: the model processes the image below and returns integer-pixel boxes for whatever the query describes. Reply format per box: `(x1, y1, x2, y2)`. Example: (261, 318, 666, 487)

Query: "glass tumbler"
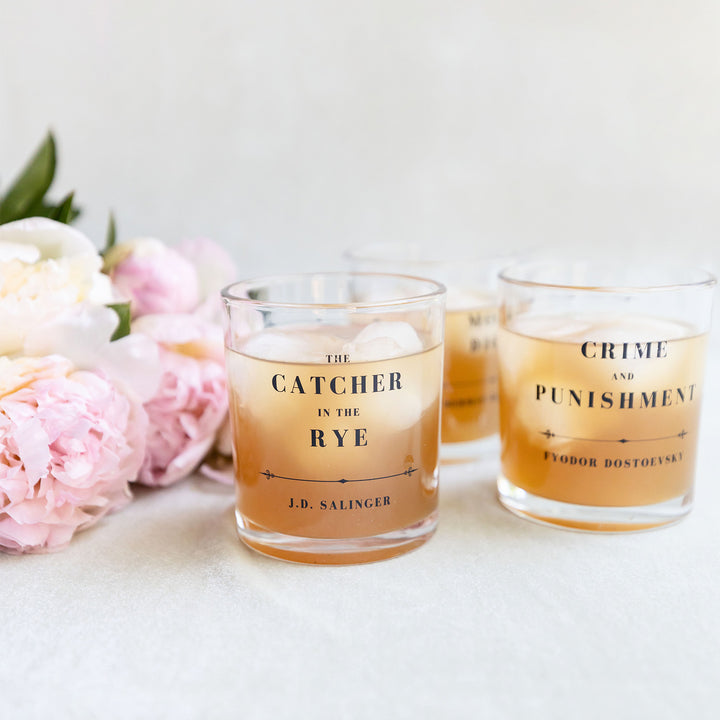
(497, 261, 715, 531)
(221, 272, 446, 563)
(345, 243, 507, 465)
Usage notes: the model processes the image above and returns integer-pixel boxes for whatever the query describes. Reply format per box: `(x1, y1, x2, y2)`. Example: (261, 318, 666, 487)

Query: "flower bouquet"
(0, 133, 235, 554)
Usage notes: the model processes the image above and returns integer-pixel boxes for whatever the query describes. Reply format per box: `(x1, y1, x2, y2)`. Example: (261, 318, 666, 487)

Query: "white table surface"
(4, 344, 720, 720)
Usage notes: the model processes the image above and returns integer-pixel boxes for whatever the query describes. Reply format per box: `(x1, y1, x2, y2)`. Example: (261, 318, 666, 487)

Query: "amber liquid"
(499, 316, 707, 510)
(442, 302, 499, 444)
(226, 332, 442, 558)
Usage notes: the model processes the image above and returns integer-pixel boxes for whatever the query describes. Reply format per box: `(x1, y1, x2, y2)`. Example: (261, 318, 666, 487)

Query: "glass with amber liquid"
(221, 273, 446, 563)
(345, 244, 507, 465)
(497, 261, 715, 531)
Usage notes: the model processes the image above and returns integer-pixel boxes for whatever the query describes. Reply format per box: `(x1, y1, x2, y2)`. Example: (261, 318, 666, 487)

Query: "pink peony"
(0, 355, 147, 554)
(199, 416, 235, 486)
(103, 238, 200, 318)
(176, 237, 238, 322)
(176, 237, 236, 298)
(133, 314, 228, 487)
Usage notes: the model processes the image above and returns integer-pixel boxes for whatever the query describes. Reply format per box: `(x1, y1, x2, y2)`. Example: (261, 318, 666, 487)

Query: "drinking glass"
(221, 272, 446, 563)
(497, 260, 715, 531)
(345, 243, 507, 465)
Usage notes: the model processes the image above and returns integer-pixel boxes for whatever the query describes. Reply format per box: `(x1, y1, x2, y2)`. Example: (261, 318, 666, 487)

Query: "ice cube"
(499, 312, 706, 448)
(241, 331, 310, 361)
(240, 328, 345, 362)
(509, 313, 694, 343)
(343, 321, 423, 362)
(577, 314, 693, 343)
(509, 314, 597, 341)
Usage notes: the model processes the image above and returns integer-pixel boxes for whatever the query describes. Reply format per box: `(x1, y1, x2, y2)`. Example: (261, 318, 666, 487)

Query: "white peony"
(0, 218, 115, 357)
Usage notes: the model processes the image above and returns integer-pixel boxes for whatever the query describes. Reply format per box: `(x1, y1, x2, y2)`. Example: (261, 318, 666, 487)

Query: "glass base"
(235, 509, 438, 565)
(497, 474, 693, 532)
(441, 433, 499, 466)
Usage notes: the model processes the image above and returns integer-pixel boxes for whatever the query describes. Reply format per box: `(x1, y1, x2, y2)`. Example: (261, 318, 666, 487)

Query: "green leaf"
(104, 212, 117, 255)
(107, 302, 132, 341)
(67, 205, 81, 223)
(23, 196, 82, 223)
(23, 199, 55, 218)
(0, 132, 57, 224)
(49, 191, 76, 224)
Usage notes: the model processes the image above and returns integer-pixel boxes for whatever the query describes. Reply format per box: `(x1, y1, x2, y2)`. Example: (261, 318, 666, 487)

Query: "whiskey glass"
(497, 260, 715, 531)
(345, 243, 507, 465)
(221, 272, 446, 563)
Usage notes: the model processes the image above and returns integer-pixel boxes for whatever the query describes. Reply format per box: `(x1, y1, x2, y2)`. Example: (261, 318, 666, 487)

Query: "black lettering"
(581, 341, 597, 358)
(351, 375, 367, 394)
(329, 377, 345, 394)
(310, 429, 326, 447)
(640, 391, 657, 408)
(333, 429, 349, 447)
(619, 392, 634, 409)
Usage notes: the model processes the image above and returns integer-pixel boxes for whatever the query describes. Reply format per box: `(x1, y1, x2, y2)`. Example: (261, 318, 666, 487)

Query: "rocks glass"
(221, 272, 446, 563)
(345, 244, 505, 465)
(497, 261, 715, 531)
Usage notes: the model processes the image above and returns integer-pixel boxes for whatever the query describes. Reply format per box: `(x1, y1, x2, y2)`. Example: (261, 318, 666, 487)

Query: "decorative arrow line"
(260, 466, 418, 484)
(540, 429, 688, 444)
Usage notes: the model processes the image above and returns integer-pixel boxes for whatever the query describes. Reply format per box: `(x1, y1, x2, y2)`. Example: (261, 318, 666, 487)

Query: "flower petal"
(23, 305, 118, 367)
(0, 218, 99, 260)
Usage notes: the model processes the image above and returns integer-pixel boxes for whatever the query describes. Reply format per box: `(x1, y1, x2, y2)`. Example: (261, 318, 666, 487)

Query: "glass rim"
(221, 271, 447, 309)
(499, 261, 717, 294)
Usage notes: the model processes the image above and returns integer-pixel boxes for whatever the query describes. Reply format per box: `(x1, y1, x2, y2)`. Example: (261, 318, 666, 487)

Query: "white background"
(1, 1, 718, 275)
(2, 3, 720, 718)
